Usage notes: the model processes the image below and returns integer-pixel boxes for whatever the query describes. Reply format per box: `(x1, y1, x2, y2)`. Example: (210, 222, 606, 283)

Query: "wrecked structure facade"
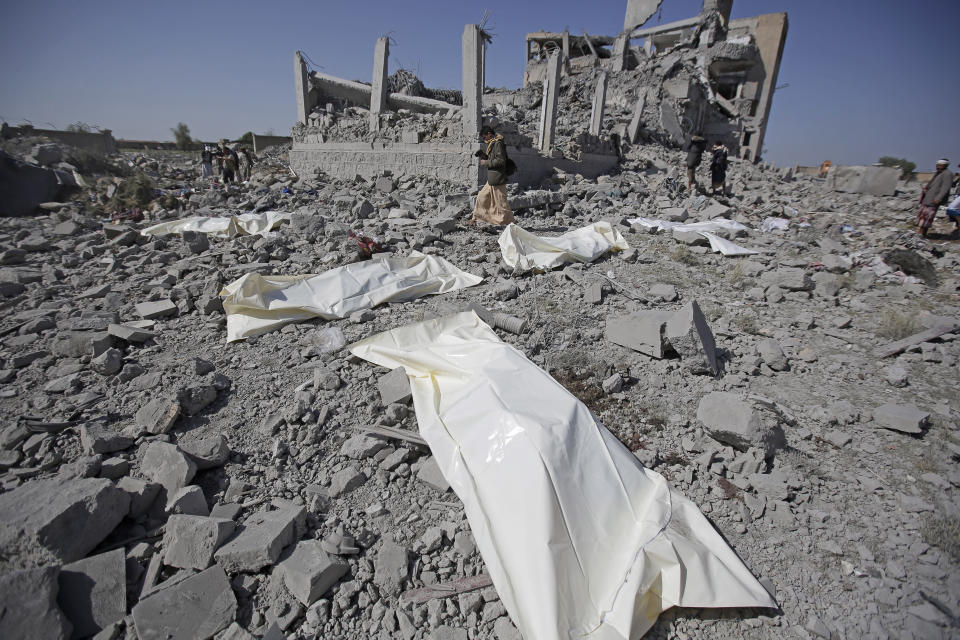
(289, 0, 787, 189)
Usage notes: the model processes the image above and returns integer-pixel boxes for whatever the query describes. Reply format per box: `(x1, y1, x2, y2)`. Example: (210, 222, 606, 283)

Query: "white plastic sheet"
(499, 221, 629, 272)
(350, 312, 776, 640)
(759, 217, 790, 233)
(141, 211, 294, 238)
(219, 252, 482, 341)
(627, 218, 759, 256)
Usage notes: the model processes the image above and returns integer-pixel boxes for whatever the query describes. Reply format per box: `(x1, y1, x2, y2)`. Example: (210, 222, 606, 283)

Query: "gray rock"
(373, 536, 410, 595)
(131, 565, 236, 640)
(759, 267, 812, 291)
(417, 456, 450, 492)
(0, 566, 71, 640)
(328, 466, 366, 497)
(214, 506, 305, 572)
(431, 626, 468, 640)
(666, 300, 718, 375)
(57, 548, 126, 638)
(116, 477, 161, 518)
(885, 365, 909, 387)
(91, 348, 123, 376)
(756, 338, 789, 371)
(177, 384, 217, 416)
(696, 392, 785, 458)
(493, 616, 521, 640)
(605, 311, 673, 358)
(313, 367, 342, 391)
(278, 539, 350, 605)
(339, 434, 387, 460)
(601, 373, 623, 394)
(163, 515, 235, 570)
(135, 398, 180, 435)
(378, 367, 412, 405)
(140, 442, 196, 496)
(873, 403, 929, 434)
(0, 477, 129, 565)
(166, 486, 209, 516)
(134, 300, 178, 320)
(648, 283, 679, 301)
(182, 230, 210, 254)
(80, 423, 133, 455)
(179, 435, 230, 469)
(107, 323, 155, 343)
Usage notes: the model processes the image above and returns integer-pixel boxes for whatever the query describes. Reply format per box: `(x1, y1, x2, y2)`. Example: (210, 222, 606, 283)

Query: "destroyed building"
(289, 0, 787, 189)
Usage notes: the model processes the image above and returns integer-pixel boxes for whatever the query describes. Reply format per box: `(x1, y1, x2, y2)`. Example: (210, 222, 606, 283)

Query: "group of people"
(916, 158, 959, 237)
(684, 135, 729, 196)
(200, 141, 254, 184)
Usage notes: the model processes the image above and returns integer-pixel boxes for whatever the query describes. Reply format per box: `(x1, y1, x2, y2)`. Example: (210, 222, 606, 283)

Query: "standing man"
(916, 159, 954, 237)
(200, 145, 214, 179)
(709, 141, 728, 196)
(683, 134, 707, 193)
(469, 125, 515, 226)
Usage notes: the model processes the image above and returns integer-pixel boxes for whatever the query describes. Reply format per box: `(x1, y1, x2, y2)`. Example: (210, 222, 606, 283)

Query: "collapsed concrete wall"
(1, 124, 116, 155)
(252, 134, 292, 153)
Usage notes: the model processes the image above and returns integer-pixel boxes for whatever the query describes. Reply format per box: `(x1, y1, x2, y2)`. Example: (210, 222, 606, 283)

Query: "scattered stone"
(378, 366, 412, 405)
(756, 338, 789, 371)
(163, 515, 235, 570)
(135, 398, 180, 435)
(140, 442, 196, 495)
(180, 434, 230, 469)
(696, 392, 785, 458)
(166, 485, 209, 516)
(0, 565, 72, 640)
(57, 548, 126, 639)
(328, 466, 367, 497)
(873, 403, 929, 434)
(131, 565, 237, 640)
(417, 456, 450, 492)
(134, 299, 178, 320)
(80, 423, 133, 455)
(214, 506, 305, 572)
(278, 539, 350, 605)
(374, 535, 410, 595)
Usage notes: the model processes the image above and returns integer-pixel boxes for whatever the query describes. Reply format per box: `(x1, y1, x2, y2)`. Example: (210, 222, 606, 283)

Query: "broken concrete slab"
(57, 548, 126, 639)
(873, 404, 929, 434)
(131, 565, 237, 640)
(759, 267, 812, 291)
(278, 539, 350, 605)
(80, 422, 133, 455)
(179, 434, 230, 469)
(665, 300, 718, 375)
(134, 300, 178, 320)
(0, 477, 129, 565)
(378, 366, 412, 405)
(214, 506, 305, 573)
(416, 456, 450, 492)
(373, 535, 410, 596)
(140, 442, 196, 496)
(827, 165, 900, 197)
(166, 485, 209, 516)
(0, 565, 72, 639)
(163, 515, 235, 570)
(107, 323, 155, 343)
(696, 392, 785, 458)
(605, 311, 673, 358)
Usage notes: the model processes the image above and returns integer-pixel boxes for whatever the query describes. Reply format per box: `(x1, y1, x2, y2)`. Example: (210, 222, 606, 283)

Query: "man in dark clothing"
(683, 135, 707, 192)
(916, 159, 954, 236)
(710, 141, 728, 196)
(469, 125, 515, 226)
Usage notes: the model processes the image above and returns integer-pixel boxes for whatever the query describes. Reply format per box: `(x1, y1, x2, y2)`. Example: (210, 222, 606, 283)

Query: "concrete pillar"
(370, 37, 390, 131)
(610, 34, 629, 72)
(461, 24, 483, 139)
(588, 72, 608, 137)
(561, 30, 571, 73)
(627, 90, 646, 143)
(537, 51, 562, 153)
(294, 51, 310, 125)
(480, 40, 487, 98)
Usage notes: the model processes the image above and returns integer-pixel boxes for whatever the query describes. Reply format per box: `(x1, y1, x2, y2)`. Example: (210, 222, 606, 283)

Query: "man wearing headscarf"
(469, 125, 515, 226)
(916, 159, 954, 236)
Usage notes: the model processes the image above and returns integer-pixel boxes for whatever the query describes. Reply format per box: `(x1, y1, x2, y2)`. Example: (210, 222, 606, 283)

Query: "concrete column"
(562, 30, 571, 73)
(610, 33, 629, 72)
(589, 71, 608, 137)
(370, 37, 390, 131)
(537, 51, 562, 153)
(294, 51, 310, 125)
(461, 24, 483, 139)
(627, 89, 646, 143)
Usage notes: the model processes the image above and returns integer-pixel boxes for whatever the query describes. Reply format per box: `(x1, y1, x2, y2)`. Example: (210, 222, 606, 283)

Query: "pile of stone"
(0, 130, 958, 640)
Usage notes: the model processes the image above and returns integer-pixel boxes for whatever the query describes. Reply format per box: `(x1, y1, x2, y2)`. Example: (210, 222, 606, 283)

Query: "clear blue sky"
(1, 1, 957, 170)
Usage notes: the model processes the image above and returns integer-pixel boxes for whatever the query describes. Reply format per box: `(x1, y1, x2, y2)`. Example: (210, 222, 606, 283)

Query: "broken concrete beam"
(627, 90, 646, 143)
(538, 51, 562, 152)
(370, 37, 390, 130)
(214, 506, 305, 573)
(163, 515, 235, 570)
(873, 323, 959, 359)
(140, 442, 196, 496)
(873, 404, 929, 434)
(134, 300, 178, 320)
(131, 565, 237, 640)
(57, 548, 126, 639)
(696, 392, 786, 458)
(461, 24, 483, 138)
(278, 539, 350, 605)
(378, 366, 412, 405)
(588, 71, 608, 137)
(0, 477, 129, 564)
(0, 566, 72, 640)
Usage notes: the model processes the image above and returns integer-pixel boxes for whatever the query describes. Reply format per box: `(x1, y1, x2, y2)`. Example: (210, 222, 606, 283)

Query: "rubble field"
(1, 133, 959, 640)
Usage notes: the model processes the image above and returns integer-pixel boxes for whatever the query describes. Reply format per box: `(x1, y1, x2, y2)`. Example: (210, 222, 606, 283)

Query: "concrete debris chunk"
(107, 323, 155, 343)
(177, 383, 218, 415)
(131, 565, 237, 640)
(340, 434, 387, 459)
(378, 366, 412, 405)
(0, 477, 129, 565)
(328, 465, 367, 497)
(759, 267, 812, 291)
(374, 535, 410, 595)
(135, 299, 178, 320)
(214, 506, 305, 572)
(179, 434, 231, 469)
(417, 456, 450, 492)
(696, 392, 785, 458)
(166, 485, 209, 516)
(80, 422, 133, 455)
(756, 338, 789, 371)
(278, 539, 350, 605)
(873, 403, 929, 434)
(665, 300, 719, 374)
(91, 348, 123, 376)
(117, 476, 161, 518)
(140, 442, 197, 496)
(0, 565, 72, 640)
(135, 398, 180, 434)
(57, 548, 126, 639)
(163, 515, 235, 570)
